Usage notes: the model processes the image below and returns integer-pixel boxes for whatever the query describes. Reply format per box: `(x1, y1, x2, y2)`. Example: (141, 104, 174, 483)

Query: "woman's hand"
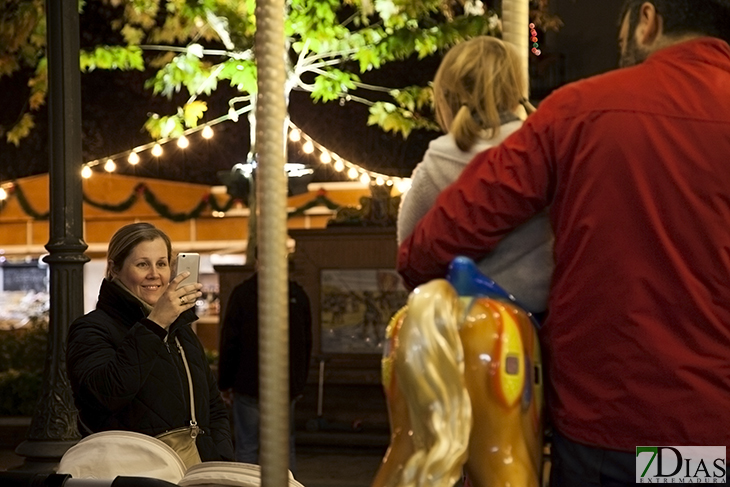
(147, 272, 203, 330)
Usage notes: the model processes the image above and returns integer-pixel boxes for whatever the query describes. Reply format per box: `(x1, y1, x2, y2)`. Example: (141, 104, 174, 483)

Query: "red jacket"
(397, 38, 730, 451)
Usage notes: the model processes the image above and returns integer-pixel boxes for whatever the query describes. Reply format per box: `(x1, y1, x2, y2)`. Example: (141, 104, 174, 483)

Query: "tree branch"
(139, 44, 254, 60)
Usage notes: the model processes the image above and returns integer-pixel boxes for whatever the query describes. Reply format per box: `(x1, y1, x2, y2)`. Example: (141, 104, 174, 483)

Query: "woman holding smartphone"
(66, 222, 234, 462)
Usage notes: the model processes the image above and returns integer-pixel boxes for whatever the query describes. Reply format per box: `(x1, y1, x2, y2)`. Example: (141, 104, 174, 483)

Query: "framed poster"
(320, 268, 408, 354)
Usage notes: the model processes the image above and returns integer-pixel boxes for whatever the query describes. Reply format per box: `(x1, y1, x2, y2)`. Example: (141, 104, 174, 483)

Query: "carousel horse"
(372, 257, 544, 487)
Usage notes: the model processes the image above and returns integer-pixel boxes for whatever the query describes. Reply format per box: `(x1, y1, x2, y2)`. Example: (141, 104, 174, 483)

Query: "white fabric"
(178, 462, 304, 487)
(58, 430, 186, 484)
(397, 123, 554, 312)
(397, 123, 523, 244)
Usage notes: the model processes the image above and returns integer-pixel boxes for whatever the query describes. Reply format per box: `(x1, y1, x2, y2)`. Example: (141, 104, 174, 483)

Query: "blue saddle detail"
(446, 256, 541, 330)
(446, 256, 516, 300)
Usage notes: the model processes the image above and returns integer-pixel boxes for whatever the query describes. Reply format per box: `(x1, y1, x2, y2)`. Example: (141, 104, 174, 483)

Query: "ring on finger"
(180, 296, 186, 306)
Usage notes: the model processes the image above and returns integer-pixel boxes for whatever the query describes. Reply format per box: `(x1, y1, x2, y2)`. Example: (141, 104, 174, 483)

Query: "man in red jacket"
(397, 1, 730, 485)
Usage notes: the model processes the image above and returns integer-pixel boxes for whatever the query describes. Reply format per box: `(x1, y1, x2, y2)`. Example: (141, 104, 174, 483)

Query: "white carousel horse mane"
(394, 279, 472, 487)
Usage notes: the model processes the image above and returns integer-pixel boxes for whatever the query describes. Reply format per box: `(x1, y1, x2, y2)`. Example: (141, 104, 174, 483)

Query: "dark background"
(0, 0, 624, 187)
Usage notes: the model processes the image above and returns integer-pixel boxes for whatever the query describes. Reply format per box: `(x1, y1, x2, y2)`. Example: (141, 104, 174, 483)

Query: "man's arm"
(397, 116, 554, 289)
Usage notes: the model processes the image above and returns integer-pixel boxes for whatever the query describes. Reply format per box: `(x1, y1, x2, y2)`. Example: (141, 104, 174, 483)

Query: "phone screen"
(177, 253, 200, 287)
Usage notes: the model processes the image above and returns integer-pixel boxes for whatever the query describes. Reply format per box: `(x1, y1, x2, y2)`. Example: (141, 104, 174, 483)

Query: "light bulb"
(334, 160, 345, 172)
(289, 129, 301, 142)
(128, 152, 140, 165)
(202, 126, 214, 139)
(0, 188, 6, 200)
(376, 177, 384, 186)
(177, 135, 189, 149)
(347, 167, 358, 179)
(396, 178, 412, 194)
(81, 166, 92, 179)
(319, 152, 332, 164)
(152, 143, 163, 157)
(104, 159, 116, 172)
(302, 141, 315, 154)
(359, 173, 371, 185)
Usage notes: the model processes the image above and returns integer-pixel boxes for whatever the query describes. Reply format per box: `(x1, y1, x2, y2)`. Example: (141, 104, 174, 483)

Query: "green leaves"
(367, 100, 438, 138)
(391, 85, 433, 113)
(144, 46, 218, 98)
(143, 100, 209, 140)
(0, 0, 46, 73)
(144, 113, 183, 140)
(3, 0, 556, 148)
(79, 45, 145, 72)
(182, 101, 208, 128)
(353, 46, 381, 72)
(6, 113, 35, 147)
(368, 102, 414, 137)
(311, 69, 359, 102)
(219, 58, 257, 93)
(366, 84, 438, 137)
(120, 0, 509, 141)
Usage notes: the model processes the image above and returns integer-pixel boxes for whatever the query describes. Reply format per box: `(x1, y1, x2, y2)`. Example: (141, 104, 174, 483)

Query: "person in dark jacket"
(67, 222, 234, 462)
(218, 260, 312, 473)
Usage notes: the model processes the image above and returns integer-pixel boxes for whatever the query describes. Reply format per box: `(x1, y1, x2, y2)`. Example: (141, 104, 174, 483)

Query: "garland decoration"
(83, 184, 141, 212)
(141, 185, 210, 222)
(207, 193, 239, 213)
(288, 190, 341, 218)
(13, 181, 50, 220)
(2, 181, 341, 222)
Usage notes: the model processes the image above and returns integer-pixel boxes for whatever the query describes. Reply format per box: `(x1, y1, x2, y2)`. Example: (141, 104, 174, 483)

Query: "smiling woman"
(108, 238, 171, 307)
(65, 222, 234, 465)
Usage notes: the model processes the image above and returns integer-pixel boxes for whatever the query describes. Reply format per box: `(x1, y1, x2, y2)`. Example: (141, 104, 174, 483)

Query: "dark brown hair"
(620, 0, 730, 43)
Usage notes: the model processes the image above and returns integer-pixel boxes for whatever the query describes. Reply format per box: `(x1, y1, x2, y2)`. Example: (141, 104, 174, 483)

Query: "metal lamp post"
(14, 0, 87, 472)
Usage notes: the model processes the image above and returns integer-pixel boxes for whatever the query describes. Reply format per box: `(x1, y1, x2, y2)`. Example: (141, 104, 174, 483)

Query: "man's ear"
(635, 2, 662, 47)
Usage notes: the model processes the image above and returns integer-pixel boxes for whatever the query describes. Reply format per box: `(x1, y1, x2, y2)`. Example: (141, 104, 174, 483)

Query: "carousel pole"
(501, 0, 530, 98)
(254, 0, 290, 485)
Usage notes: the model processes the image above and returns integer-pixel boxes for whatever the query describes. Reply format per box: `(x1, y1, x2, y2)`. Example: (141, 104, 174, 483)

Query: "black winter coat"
(66, 279, 234, 461)
(218, 273, 313, 398)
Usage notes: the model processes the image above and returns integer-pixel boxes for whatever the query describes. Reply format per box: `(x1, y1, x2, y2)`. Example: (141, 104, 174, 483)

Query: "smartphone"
(176, 252, 200, 288)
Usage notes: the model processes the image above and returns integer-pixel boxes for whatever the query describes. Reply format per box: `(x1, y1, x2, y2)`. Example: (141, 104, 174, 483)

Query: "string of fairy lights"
(0, 116, 413, 203)
(76, 110, 414, 192)
(287, 122, 412, 194)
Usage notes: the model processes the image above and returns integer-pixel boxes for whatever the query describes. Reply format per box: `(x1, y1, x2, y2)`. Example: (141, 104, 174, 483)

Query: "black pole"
(14, 0, 88, 471)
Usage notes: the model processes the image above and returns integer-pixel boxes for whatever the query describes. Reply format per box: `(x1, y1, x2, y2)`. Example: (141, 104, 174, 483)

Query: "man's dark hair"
(620, 0, 730, 43)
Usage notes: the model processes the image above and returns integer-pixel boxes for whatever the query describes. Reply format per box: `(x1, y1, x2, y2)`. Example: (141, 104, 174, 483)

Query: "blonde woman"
(397, 36, 553, 315)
